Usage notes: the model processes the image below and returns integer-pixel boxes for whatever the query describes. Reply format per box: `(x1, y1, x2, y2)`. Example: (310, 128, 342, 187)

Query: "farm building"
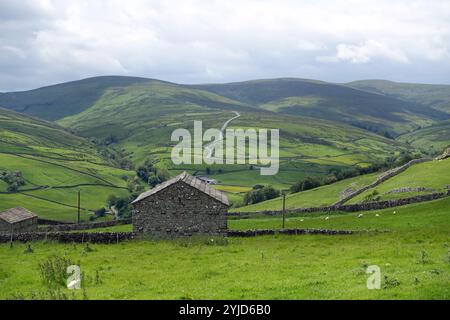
(132, 172, 229, 237)
(0, 207, 38, 234)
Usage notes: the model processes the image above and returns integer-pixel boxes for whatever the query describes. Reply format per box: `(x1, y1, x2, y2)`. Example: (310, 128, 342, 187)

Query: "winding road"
(204, 111, 241, 161)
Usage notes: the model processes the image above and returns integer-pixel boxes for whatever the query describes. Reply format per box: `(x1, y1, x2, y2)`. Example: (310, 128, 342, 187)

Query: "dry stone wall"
(232, 191, 450, 217)
(334, 158, 431, 205)
(0, 232, 134, 244)
(0, 228, 355, 243)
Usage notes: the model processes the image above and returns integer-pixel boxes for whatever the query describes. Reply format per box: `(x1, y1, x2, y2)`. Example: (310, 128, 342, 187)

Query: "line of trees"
(243, 185, 280, 205)
(290, 151, 421, 194)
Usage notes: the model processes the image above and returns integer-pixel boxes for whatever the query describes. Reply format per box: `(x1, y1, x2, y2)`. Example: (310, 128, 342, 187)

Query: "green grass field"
(0, 109, 134, 221)
(398, 120, 450, 153)
(1, 197, 448, 300)
(349, 158, 450, 203)
(231, 172, 379, 212)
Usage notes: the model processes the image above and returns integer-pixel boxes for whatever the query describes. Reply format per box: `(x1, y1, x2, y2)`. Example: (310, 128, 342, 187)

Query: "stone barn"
(132, 172, 229, 237)
(0, 207, 38, 234)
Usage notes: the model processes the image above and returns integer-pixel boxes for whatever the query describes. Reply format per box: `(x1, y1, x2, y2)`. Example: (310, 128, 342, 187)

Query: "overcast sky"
(1, 0, 450, 91)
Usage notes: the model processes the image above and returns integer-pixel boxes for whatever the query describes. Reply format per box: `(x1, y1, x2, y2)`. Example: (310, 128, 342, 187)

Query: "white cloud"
(334, 40, 410, 64)
(1, 0, 450, 90)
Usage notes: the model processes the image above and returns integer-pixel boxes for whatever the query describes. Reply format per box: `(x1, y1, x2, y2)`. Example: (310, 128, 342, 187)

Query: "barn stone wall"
(132, 181, 228, 237)
(0, 217, 38, 234)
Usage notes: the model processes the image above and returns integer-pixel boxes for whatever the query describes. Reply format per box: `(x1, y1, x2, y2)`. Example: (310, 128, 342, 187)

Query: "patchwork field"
(231, 172, 379, 212)
(1, 197, 449, 299)
(0, 108, 134, 221)
(1, 76, 450, 301)
(398, 120, 450, 153)
(55, 81, 408, 195)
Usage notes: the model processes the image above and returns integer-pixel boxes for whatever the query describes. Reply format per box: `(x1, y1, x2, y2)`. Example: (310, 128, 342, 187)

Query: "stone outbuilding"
(132, 172, 229, 237)
(0, 207, 38, 234)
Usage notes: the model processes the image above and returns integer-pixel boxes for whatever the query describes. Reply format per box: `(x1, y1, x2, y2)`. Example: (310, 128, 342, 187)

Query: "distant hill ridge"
(1, 76, 449, 138)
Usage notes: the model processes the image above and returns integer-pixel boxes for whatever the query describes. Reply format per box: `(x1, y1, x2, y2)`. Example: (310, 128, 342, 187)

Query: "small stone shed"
(0, 207, 38, 234)
(132, 172, 229, 237)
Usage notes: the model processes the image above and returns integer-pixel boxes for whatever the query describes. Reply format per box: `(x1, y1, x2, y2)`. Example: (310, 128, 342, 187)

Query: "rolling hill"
(1, 76, 449, 137)
(0, 76, 152, 120)
(2, 75, 449, 209)
(0, 108, 133, 221)
(192, 78, 449, 136)
(347, 79, 450, 114)
(232, 156, 450, 212)
(53, 80, 409, 200)
(397, 120, 450, 153)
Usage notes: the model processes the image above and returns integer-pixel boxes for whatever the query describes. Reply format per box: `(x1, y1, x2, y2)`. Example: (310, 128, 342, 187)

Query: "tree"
(290, 176, 322, 193)
(261, 185, 280, 200)
(243, 185, 280, 205)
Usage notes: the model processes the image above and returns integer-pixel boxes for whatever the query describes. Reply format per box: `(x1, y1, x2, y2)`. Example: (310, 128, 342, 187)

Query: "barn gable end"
(0, 207, 38, 234)
(132, 172, 229, 237)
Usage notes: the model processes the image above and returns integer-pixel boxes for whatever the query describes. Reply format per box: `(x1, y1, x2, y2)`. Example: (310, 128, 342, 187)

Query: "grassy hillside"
(1, 197, 449, 299)
(55, 81, 408, 204)
(1, 76, 448, 138)
(348, 79, 450, 114)
(235, 156, 450, 212)
(3, 76, 447, 208)
(0, 76, 152, 120)
(397, 120, 450, 153)
(348, 158, 450, 203)
(193, 78, 448, 136)
(0, 108, 133, 221)
(231, 172, 379, 212)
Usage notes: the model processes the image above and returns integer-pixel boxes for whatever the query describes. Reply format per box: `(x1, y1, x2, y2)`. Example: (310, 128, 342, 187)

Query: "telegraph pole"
(77, 190, 81, 224)
(282, 192, 286, 230)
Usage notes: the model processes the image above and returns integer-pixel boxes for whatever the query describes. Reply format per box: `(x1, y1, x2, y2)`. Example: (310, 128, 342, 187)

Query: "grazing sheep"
(357, 214, 363, 218)
(325, 216, 329, 220)
(375, 214, 380, 217)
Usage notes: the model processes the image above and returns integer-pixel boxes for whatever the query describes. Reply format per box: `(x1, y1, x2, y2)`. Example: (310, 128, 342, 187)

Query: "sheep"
(357, 214, 363, 218)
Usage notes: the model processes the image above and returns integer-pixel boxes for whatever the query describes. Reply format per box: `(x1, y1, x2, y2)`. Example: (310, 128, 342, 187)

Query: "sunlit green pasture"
(0, 197, 448, 300)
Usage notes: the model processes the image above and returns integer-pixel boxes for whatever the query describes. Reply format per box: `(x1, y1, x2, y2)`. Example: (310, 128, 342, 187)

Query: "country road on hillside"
(204, 111, 241, 161)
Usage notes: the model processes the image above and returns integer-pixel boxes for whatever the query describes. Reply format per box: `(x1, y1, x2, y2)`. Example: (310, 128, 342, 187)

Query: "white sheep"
(357, 214, 363, 218)
(375, 214, 380, 217)
(325, 216, 329, 220)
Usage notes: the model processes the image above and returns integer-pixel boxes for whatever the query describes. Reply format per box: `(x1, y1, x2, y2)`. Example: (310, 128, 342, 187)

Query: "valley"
(0, 76, 449, 219)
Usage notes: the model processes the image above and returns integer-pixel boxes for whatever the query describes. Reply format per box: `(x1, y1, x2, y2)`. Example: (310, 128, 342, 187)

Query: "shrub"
(362, 190, 381, 203)
(38, 256, 76, 288)
(290, 176, 322, 193)
(383, 275, 400, 289)
(243, 185, 280, 205)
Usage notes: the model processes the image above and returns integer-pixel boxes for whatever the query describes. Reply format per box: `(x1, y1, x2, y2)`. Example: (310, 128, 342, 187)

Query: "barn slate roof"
(0, 207, 37, 224)
(132, 172, 229, 206)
